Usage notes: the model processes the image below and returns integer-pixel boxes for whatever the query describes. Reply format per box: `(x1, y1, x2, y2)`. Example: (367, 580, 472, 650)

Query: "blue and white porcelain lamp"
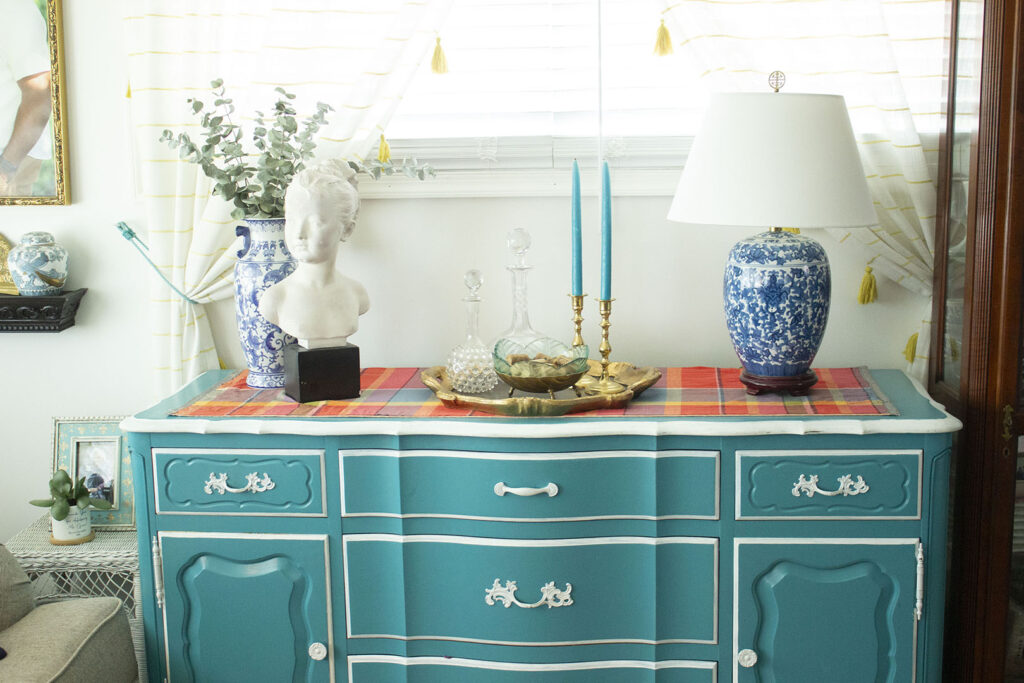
(667, 85, 876, 395)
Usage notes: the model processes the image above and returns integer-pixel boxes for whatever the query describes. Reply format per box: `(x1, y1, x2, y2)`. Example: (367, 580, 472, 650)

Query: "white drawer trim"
(157, 531, 335, 683)
(341, 534, 719, 646)
(732, 537, 919, 683)
(347, 655, 718, 680)
(339, 449, 721, 522)
(734, 449, 923, 521)
(152, 448, 327, 517)
(342, 449, 720, 461)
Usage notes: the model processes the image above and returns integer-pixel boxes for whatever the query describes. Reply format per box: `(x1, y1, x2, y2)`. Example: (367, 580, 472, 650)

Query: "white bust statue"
(259, 159, 370, 349)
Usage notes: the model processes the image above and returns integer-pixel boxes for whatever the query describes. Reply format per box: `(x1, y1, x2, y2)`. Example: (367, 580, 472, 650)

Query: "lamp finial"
(768, 70, 786, 93)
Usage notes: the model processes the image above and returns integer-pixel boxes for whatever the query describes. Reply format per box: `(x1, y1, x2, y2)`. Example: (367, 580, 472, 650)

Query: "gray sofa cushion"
(0, 597, 136, 683)
(0, 545, 34, 633)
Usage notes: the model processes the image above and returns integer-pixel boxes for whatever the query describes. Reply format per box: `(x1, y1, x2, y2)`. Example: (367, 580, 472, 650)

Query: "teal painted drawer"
(343, 534, 718, 645)
(152, 448, 326, 516)
(341, 450, 719, 521)
(736, 450, 921, 520)
(348, 656, 717, 682)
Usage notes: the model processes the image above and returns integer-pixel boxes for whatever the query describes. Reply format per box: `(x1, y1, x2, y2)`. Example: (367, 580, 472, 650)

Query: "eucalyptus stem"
(160, 79, 436, 220)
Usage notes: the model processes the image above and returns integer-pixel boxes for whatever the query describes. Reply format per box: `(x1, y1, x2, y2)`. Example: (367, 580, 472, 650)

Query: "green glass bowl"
(493, 338, 589, 395)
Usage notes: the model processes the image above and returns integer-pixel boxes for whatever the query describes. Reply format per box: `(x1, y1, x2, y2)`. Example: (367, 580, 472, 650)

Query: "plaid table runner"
(172, 366, 897, 418)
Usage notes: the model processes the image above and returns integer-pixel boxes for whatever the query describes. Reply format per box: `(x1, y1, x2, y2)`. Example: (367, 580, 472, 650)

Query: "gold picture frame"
(0, 233, 17, 294)
(0, 0, 69, 205)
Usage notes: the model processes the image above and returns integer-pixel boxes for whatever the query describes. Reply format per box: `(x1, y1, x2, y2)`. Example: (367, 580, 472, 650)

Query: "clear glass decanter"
(446, 269, 498, 393)
(496, 228, 546, 348)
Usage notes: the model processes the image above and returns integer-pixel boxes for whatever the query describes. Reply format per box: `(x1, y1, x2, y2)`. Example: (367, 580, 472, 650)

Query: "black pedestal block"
(284, 343, 361, 403)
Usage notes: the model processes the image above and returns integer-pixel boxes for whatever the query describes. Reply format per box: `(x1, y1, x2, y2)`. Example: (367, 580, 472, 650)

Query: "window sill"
(359, 167, 682, 200)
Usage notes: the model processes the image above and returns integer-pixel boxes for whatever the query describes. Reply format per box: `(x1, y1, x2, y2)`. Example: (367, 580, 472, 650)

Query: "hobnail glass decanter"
(446, 269, 498, 393)
(496, 228, 546, 348)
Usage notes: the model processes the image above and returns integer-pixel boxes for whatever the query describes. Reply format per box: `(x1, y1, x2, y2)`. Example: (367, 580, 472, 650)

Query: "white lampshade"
(667, 93, 876, 229)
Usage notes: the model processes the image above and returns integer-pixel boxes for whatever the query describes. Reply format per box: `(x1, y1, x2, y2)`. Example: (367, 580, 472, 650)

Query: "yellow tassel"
(377, 134, 391, 163)
(858, 265, 878, 304)
(125, 82, 132, 99)
(431, 36, 448, 74)
(654, 19, 673, 56)
(903, 332, 919, 364)
(779, 227, 800, 234)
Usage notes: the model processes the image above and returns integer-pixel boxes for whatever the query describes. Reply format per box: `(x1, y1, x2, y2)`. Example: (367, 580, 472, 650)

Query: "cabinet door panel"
(159, 533, 333, 683)
(735, 539, 919, 683)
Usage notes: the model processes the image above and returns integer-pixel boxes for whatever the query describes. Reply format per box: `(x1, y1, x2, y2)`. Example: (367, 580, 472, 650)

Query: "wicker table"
(5, 515, 146, 682)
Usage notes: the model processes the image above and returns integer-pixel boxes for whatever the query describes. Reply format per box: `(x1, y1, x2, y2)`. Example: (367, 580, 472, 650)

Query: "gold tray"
(421, 361, 662, 417)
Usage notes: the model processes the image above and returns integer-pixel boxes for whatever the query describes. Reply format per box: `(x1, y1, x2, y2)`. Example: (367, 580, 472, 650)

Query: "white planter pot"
(50, 504, 93, 545)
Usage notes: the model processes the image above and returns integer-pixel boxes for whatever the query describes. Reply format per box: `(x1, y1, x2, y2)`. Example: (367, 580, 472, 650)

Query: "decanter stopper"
(464, 268, 483, 301)
(446, 269, 498, 393)
(508, 227, 530, 268)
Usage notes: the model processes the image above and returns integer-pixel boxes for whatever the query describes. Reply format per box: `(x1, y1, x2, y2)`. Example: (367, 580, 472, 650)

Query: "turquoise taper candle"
(571, 160, 582, 296)
(600, 161, 611, 300)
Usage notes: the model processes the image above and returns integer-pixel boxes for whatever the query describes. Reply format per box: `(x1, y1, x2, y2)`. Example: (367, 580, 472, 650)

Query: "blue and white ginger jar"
(7, 231, 68, 296)
(723, 230, 830, 377)
(235, 218, 296, 388)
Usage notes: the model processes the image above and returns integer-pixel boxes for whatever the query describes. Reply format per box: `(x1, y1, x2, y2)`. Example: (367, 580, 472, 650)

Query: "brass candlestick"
(570, 293, 597, 394)
(570, 294, 586, 347)
(588, 298, 625, 394)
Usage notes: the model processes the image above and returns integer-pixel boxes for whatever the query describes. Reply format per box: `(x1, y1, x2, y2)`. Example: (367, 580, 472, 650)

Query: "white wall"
(207, 196, 927, 373)
(1, 5, 928, 542)
(2, 2, 150, 542)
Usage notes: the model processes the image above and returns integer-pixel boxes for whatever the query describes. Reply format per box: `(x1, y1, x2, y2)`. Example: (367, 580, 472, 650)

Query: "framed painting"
(0, 0, 69, 205)
(52, 416, 133, 529)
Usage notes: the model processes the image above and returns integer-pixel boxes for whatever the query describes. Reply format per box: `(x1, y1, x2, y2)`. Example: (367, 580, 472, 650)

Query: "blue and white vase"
(234, 218, 296, 388)
(7, 231, 68, 296)
(723, 230, 830, 383)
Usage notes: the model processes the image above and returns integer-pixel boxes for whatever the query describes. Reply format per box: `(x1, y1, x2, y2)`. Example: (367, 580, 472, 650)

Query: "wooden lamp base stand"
(739, 369, 818, 396)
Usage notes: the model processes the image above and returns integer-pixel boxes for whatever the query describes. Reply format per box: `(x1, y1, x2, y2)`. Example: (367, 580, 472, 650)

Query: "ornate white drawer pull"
(493, 482, 559, 497)
(737, 649, 758, 668)
(485, 578, 573, 609)
(792, 473, 869, 498)
(308, 642, 327, 661)
(203, 472, 276, 495)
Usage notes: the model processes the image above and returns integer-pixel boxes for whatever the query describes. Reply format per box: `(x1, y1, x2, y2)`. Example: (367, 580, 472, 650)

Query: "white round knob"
(738, 649, 758, 668)
(308, 642, 328, 661)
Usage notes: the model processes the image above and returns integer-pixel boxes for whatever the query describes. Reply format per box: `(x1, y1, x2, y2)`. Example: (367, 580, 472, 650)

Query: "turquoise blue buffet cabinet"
(122, 369, 960, 682)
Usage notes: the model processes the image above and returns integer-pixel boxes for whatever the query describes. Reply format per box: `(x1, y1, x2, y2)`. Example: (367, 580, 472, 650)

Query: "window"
(365, 0, 948, 198)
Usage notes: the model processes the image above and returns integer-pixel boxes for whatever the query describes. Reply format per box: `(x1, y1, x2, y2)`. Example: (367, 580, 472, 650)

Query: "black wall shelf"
(0, 288, 87, 332)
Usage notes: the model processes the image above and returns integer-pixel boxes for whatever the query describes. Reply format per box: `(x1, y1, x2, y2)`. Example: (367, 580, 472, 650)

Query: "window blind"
(375, 0, 949, 195)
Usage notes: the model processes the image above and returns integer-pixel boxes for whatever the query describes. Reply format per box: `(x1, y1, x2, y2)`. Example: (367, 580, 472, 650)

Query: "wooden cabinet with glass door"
(929, 0, 1024, 678)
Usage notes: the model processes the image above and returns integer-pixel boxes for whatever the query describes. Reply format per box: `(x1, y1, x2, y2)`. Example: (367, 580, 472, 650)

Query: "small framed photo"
(52, 416, 133, 529)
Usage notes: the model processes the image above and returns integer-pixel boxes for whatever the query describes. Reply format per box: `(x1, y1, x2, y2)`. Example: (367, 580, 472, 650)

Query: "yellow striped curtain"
(122, 0, 452, 392)
(659, 0, 948, 381)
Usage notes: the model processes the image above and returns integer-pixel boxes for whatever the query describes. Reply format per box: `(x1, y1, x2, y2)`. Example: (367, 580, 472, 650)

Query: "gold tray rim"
(420, 361, 662, 417)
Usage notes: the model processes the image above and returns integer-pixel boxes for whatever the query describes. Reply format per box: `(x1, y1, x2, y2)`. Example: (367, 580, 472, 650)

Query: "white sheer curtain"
(659, 0, 947, 381)
(122, 0, 452, 392)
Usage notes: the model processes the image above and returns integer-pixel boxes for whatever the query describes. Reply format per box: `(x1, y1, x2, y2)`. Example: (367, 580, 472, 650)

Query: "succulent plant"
(30, 468, 112, 521)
